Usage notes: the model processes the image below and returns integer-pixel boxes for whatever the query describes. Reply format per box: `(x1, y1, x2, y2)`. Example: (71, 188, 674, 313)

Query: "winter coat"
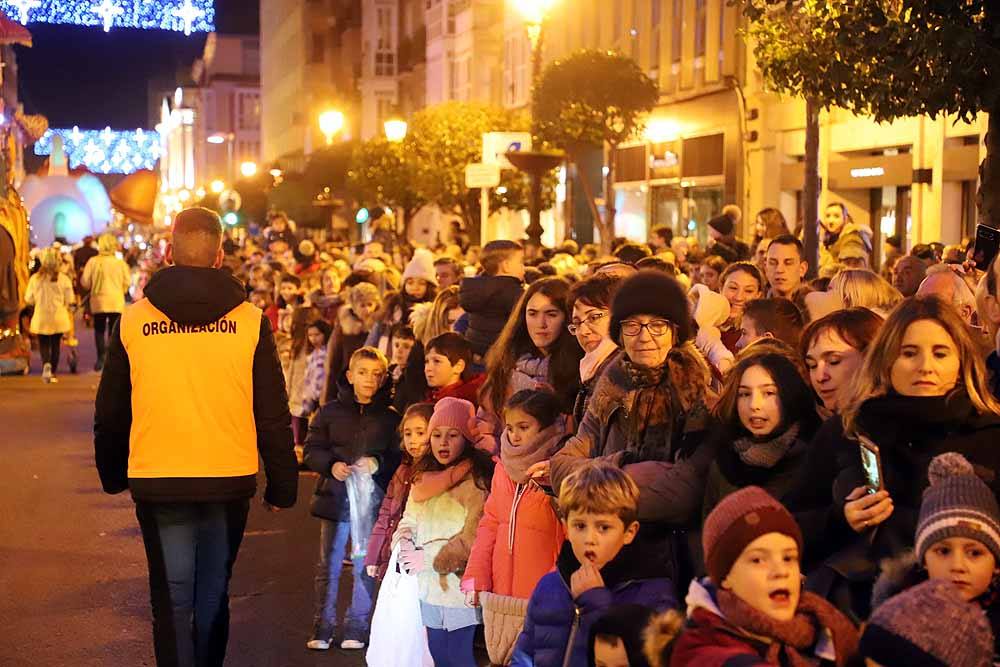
(871, 550, 1000, 662)
(430, 373, 486, 407)
(303, 373, 401, 521)
(510, 540, 678, 667)
(707, 236, 751, 263)
(81, 253, 131, 314)
(550, 347, 716, 582)
(284, 348, 308, 417)
(26, 272, 75, 335)
(821, 222, 873, 270)
(810, 391, 1000, 613)
(322, 304, 370, 404)
(94, 265, 298, 507)
(461, 462, 564, 599)
(668, 579, 847, 667)
(460, 275, 524, 357)
(476, 354, 552, 454)
(395, 467, 489, 608)
(300, 345, 327, 412)
(365, 460, 416, 580)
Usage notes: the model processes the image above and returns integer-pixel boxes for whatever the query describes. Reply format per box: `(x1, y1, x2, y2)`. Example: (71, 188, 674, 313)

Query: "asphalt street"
(0, 335, 367, 667)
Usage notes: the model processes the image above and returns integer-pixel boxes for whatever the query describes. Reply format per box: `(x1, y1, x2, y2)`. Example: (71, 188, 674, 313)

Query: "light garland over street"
(0, 0, 214, 34)
(34, 126, 161, 174)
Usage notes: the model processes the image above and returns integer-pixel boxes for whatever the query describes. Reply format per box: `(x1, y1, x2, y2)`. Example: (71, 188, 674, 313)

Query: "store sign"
(829, 153, 912, 189)
(483, 132, 532, 169)
(850, 167, 885, 178)
(465, 162, 501, 189)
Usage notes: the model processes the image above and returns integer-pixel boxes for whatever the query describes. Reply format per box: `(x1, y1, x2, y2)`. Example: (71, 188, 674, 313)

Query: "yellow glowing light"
(511, 0, 559, 25)
(645, 118, 681, 143)
(210, 179, 225, 194)
(269, 168, 283, 178)
(319, 110, 345, 144)
(195, 187, 206, 198)
(178, 189, 191, 202)
(384, 118, 408, 143)
(240, 161, 258, 178)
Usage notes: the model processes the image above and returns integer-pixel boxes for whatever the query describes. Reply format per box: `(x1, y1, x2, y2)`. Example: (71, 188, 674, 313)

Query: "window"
(310, 32, 325, 63)
(652, 0, 661, 26)
(375, 52, 396, 76)
(695, 0, 706, 58)
(375, 6, 396, 76)
(671, 0, 681, 63)
(237, 93, 260, 130)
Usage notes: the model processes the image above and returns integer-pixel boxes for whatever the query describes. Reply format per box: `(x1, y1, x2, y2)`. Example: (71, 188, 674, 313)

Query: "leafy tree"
(268, 143, 354, 227)
(348, 137, 424, 238)
(743, 0, 1000, 267)
(534, 50, 658, 253)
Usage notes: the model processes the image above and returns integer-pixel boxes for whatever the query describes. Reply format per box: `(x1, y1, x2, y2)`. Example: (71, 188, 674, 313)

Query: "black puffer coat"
(459, 275, 523, 357)
(304, 372, 401, 521)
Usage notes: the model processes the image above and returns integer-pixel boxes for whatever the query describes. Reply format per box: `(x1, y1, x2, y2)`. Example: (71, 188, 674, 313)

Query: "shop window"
(682, 133, 724, 178)
(614, 145, 647, 183)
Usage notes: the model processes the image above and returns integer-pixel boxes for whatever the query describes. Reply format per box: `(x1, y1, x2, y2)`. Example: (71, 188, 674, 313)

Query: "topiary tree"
(348, 137, 424, 238)
(534, 50, 658, 254)
(743, 0, 1000, 267)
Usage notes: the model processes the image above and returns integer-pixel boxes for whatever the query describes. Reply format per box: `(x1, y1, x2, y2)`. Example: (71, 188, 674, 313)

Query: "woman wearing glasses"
(550, 270, 717, 583)
(566, 274, 623, 425)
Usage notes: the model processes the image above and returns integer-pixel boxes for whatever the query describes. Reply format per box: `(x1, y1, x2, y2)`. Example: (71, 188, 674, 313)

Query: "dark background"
(14, 0, 258, 129)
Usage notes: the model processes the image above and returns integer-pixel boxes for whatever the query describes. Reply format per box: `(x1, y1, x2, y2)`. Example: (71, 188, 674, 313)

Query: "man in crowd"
(764, 234, 807, 299)
(917, 264, 979, 327)
(892, 255, 927, 297)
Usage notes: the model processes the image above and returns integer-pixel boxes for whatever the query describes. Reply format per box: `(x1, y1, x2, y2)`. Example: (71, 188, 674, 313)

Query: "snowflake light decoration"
(0, 0, 214, 34)
(35, 127, 162, 175)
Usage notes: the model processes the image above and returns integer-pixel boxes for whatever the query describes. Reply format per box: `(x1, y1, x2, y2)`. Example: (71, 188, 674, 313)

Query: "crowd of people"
(37, 201, 1000, 666)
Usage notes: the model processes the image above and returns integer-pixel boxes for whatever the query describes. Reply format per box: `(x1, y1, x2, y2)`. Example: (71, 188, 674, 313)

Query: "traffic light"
(223, 211, 239, 226)
(355, 207, 370, 224)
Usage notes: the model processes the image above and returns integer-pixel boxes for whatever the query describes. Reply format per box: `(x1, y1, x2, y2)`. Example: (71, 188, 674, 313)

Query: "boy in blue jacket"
(511, 461, 678, 667)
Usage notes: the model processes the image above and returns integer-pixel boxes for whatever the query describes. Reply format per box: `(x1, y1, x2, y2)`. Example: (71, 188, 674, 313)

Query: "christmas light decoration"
(34, 127, 162, 175)
(0, 0, 214, 34)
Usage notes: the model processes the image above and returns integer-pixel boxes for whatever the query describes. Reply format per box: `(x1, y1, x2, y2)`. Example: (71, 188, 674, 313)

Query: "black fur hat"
(609, 270, 692, 345)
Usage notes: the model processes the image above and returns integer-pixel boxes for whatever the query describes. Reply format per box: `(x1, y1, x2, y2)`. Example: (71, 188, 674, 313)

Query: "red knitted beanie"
(702, 486, 803, 584)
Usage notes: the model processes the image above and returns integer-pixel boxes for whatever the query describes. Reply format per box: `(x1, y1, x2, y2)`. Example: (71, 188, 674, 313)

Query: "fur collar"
(555, 538, 664, 591)
(337, 304, 366, 336)
(871, 550, 925, 610)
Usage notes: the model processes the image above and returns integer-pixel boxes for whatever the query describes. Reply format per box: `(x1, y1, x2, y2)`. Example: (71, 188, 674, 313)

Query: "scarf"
(410, 459, 473, 503)
(511, 354, 551, 394)
(580, 338, 619, 384)
(857, 389, 977, 443)
(622, 358, 675, 461)
(732, 423, 801, 469)
(500, 417, 566, 484)
(716, 589, 859, 667)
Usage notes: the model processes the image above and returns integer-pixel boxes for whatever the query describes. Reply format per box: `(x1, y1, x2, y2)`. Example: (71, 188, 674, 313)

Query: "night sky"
(13, 0, 258, 130)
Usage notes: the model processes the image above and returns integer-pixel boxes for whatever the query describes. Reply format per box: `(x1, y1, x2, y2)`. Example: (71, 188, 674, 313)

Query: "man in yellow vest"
(94, 207, 297, 667)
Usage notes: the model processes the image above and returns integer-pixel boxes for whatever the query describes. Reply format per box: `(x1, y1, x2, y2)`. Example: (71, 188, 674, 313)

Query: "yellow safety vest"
(119, 298, 262, 479)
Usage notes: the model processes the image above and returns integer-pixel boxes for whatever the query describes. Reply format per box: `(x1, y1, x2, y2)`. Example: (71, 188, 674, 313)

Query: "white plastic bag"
(346, 469, 377, 558)
(366, 544, 433, 667)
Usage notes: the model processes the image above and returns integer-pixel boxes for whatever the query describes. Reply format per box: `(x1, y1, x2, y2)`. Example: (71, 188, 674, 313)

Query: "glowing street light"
(384, 117, 408, 143)
(240, 161, 258, 178)
(210, 179, 226, 194)
(319, 110, 345, 145)
(206, 134, 226, 144)
(510, 0, 559, 80)
(645, 118, 681, 143)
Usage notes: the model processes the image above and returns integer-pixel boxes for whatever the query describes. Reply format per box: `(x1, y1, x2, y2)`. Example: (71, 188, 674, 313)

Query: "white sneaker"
(306, 638, 331, 650)
(340, 639, 365, 650)
(41, 363, 52, 383)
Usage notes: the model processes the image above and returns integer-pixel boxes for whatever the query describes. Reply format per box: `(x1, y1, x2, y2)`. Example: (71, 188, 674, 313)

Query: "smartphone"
(974, 224, 1000, 271)
(858, 435, 884, 495)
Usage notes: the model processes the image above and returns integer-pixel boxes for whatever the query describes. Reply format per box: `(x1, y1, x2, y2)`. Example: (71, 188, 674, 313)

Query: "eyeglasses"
(620, 319, 673, 337)
(567, 311, 608, 335)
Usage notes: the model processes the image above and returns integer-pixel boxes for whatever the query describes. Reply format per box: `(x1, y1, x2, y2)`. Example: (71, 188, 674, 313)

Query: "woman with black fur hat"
(550, 270, 717, 586)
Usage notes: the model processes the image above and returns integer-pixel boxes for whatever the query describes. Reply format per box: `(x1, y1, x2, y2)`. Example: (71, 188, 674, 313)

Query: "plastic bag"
(346, 469, 377, 559)
(366, 544, 433, 667)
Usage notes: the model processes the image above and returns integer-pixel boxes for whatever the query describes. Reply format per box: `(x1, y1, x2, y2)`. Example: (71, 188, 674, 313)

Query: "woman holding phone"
(811, 296, 1000, 620)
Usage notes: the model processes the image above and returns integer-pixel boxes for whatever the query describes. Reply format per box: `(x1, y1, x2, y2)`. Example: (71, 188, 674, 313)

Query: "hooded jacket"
(304, 371, 401, 521)
(94, 265, 298, 507)
(459, 274, 523, 357)
(80, 253, 131, 314)
(510, 540, 678, 667)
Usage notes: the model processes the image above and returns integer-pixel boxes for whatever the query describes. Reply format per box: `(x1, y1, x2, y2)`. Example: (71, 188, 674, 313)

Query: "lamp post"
(511, 0, 558, 83)
(506, 150, 564, 247)
(207, 131, 235, 182)
(319, 110, 345, 146)
(383, 116, 408, 143)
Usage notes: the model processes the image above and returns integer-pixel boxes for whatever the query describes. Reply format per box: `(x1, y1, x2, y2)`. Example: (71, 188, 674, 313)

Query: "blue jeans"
(135, 500, 249, 667)
(313, 519, 376, 640)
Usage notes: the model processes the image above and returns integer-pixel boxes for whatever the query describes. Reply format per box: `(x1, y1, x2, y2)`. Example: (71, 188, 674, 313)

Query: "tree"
(533, 50, 658, 254)
(404, 101, 549, 241)
(348, 137, 424, 237)
(268, 142, 354, 227)
(743, 0, 1000, 259)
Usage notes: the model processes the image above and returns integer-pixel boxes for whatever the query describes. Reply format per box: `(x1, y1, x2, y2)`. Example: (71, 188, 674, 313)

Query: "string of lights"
(34, 127, 162, 175)
(0, 0, 213, 35)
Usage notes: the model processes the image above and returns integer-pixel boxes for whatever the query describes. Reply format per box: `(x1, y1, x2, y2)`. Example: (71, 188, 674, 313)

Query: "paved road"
(0, 335, 367, 666)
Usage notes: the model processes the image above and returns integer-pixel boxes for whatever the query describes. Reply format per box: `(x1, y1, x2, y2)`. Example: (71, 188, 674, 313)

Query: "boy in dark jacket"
(460, 240, 524, 358)
(511, 461, 677, 667)
(424, 331, 485, 405)
(304, 346, 401, 651)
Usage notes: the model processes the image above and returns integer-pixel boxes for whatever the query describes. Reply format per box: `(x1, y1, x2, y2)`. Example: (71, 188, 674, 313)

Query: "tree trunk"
(978, 105, 1000, 230)
(802, 97, 821, 277)
(576, 157, 609, 253)
(602, 144, 618, 256)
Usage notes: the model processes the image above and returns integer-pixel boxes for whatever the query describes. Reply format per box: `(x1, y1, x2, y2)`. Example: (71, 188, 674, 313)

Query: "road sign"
(483, 132, 532, 169)
(465, 162, 501, 189)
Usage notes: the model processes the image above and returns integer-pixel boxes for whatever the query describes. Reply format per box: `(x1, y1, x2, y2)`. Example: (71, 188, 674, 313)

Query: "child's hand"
(464, 591, 479, 607)
(525, 460, 551, 487)
(570, 561, 604, 599)
(331, 462, 351, 481)
(352, 457, 378, 475)
(400, 547, 425, 574)
(366, 565, 378, 578)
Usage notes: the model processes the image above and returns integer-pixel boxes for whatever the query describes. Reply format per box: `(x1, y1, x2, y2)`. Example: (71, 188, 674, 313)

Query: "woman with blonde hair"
(26, 247, 76, 383)
(411, 285, 463, 346)
(809, 296, 1000, 620)
(81, 233, 131, 371)
(827, 268, 901, 318)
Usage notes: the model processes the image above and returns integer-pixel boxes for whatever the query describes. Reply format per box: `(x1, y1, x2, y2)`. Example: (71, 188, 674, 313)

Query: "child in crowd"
(277, 273, 303, 309)
(387, 322, 416, 397)
(250, 288, 279, 332)
(871, 452, 1000, 659)
(368, 249, 438, 353)
(303, 347, 401, 651)
(859, 579, 994, 667)
(424, 331, 485, 404)
(393, 397, 494, 667)
(460, 240, 526, 359)
(365, 402, 435, 580)
(462, 389, 568, 664)
(665, 486, 858, 666)
(511, 461, 677, 667)
(689, 284, 736, 377)
(285, 308, 329, 459)
(26, 246, 76, 383)
(736, 297, 805, 351)
(324, 282, 383, 399)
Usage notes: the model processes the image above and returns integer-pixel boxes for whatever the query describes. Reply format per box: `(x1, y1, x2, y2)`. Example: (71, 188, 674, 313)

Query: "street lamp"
(210, 179, 226, 194)
(511, 0, 559, 81)
(319, 110, 345, 145)
(240, 161, 258, 178)
(384, 116, 408, 143)
(207, 131, 236, 182)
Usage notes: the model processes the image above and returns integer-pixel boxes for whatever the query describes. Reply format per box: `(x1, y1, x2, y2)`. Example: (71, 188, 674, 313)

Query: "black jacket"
(304, 372, 401, 521)
(459, 275, 523, 357)
(94, 265, 298, 507)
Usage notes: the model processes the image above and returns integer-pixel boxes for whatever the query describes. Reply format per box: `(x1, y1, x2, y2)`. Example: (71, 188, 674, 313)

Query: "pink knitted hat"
(427, 397, 477, 443)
